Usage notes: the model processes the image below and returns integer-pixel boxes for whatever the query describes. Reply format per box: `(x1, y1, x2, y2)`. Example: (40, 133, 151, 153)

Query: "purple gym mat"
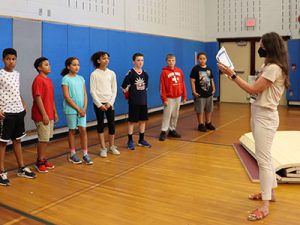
(233, 143, 259, 183)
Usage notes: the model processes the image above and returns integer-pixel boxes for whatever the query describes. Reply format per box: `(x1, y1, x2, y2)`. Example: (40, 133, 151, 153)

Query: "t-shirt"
(31, 74, 55, 121)
(0, 69, 24, 113)
(62, 75, 85, 115)
(190, 65, 214, 98)
(121, 69, 148, 105)
(253, 64, 285, 110)
(90, 68, 117, 108)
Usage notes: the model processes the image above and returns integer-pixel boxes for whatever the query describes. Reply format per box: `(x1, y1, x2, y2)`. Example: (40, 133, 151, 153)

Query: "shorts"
(66, 114, 86, 130)
(0, 110, 26, 142)
(194, 96, 213, 113)
(128, 104, 148, 122)
(35, 120, 54, 142)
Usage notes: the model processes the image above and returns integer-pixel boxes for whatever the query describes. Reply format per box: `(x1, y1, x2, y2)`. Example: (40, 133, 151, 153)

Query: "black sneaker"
(198, 124, 207, 132)
(206, 123, 216, 130)
(0, 172, 10, 186)
(159, 131, 167, 141)
(17, 167, 36, 179)
(168, 130, 181, 138)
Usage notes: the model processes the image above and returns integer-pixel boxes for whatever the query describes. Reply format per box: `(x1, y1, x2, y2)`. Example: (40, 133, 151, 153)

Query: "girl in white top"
(218, 32, 289, 221)
(90, 51, 119, 157)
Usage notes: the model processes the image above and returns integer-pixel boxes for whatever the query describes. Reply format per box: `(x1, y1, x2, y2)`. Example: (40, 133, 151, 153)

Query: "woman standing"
(218, 32, 289, 221)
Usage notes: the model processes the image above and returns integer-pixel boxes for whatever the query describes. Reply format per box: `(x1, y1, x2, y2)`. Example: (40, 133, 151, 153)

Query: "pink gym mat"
(233, 143, 259, 183)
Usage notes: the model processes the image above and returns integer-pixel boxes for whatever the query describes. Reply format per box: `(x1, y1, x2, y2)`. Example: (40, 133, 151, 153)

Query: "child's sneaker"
(100, 148, 108, 158)
(69, 154, 82, 164)
(127, 140, 135, 150)
(0, 172, 10, 186)
(17, 167, 36, 179)
(83, 154, 93, 165)
(108, 145, 120, 155)
(159, 131, 167, 141)
(198, 124, 207, 132)
(35, 161, 48, 173)
(206, 123, 216, 130)
(138, 139, 152, 148)
(168, 130, 181, 138)
(44, 159, 55, 170)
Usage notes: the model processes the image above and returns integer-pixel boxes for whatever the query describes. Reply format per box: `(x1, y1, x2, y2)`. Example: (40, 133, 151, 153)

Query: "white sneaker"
(108, 145, 120, 155)
(100, 148, 108, 158)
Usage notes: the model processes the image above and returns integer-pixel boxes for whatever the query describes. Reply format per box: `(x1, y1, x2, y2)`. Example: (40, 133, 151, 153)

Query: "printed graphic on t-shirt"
(168, 72, 181, 85)
(135, 77, 146, 90)
(198, 70, 211, 92)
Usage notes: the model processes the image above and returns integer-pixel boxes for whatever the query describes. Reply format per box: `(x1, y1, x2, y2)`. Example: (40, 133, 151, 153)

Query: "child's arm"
(107, 73, 117, 108)
(20, 96, 27, 111)
(90, 72, 104, 109)
(83, 84, 88, 115)
(34, 95, 49, 125)
(53, 102, 58, 123)
(0, 111, 5, 120)
(160, 72, 168, 106)
(181, 71, 187, 103)
(190, 78, 200, 97)
(62, 85, 83, 115)
(211, 78, 215, 95)
(121, 72, 131, 99)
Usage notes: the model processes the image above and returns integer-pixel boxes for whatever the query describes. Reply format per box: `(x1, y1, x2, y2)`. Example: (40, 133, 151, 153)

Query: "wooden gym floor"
(0, 103, 300, 225)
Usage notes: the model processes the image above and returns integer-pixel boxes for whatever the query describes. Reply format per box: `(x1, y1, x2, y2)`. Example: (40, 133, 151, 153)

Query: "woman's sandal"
(248, 193, 276, 202)
(248, 208, 268, 221)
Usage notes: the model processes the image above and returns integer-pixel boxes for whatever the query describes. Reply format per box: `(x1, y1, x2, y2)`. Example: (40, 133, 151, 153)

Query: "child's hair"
(165, 54, 175, 61)
(61, 57, 78, 76)
(91, 51, 110, 68)
(197, 52, 207, 59)
(132, 52, 144, 61)
(34, 57, 48, 72)
(3, 48, 17, 59)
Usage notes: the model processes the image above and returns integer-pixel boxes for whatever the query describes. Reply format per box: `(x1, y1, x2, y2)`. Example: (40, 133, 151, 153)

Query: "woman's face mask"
(258, 47, 267, 58)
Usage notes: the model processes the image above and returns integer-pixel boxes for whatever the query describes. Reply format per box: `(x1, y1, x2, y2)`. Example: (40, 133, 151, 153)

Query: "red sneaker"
(35, 161, 48, 173)
(44, 160, 55, 170)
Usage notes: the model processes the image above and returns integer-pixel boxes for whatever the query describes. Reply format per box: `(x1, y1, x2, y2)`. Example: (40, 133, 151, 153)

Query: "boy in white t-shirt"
(0, 48, 36, 186)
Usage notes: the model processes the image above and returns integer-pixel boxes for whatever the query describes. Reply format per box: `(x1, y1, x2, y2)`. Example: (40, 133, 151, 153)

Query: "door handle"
(235, 70, 245, 74)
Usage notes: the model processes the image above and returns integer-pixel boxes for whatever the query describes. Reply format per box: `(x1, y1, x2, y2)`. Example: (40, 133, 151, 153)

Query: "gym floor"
(1, 103, 299, 225)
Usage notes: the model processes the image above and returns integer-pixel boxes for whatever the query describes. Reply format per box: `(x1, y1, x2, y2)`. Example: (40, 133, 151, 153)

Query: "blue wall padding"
(287, 40, 300, 101)
(1, 16, 221, 128)
(107, 30, 128, 115)
(205, 42, 220, 97)
(42, 22, 68, 127)
(42, 22, 213, 127)
(0, 17, 13, 68)
(67, 25, 95, 121)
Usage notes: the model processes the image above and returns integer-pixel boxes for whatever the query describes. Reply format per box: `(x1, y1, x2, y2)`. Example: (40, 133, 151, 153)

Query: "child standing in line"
(61, 57, 93, 165)
(90, 52, 120, 158)
(190, 52, 216, 132)
(121, 53, 151, 150)
(32, 57, 58, 173)
(159, 54, 187, 141)
(0, 48, 36, 186)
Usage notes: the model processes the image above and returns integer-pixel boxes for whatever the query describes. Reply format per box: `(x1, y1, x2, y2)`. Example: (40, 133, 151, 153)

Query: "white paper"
(216, 47, 234, 70)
